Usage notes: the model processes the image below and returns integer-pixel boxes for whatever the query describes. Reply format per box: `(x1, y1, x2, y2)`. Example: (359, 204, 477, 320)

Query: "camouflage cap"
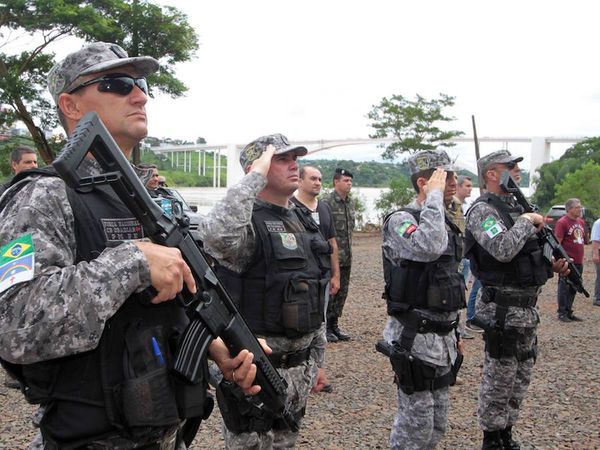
(477, 150, 523, 174)
(239, 133, 307, 169)
(407, 150, 458, 175)
(47, 42, 159, 104)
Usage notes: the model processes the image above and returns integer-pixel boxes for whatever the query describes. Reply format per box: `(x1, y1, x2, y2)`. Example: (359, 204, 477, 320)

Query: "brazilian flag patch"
(482, 216, 503, 239)
(0, 234, 35, 293)
(395, 221, 417, 238)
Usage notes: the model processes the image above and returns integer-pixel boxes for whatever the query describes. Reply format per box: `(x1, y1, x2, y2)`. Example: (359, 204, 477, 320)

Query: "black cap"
(335, 168, 353, 178)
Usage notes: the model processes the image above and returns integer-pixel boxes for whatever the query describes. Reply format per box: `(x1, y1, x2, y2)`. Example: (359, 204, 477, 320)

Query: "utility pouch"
(121, 366, 179, 427)
(282, 278, 325, 336)
(426, 269, 466, 311)
(174, 379, 214, 421)
(119, 323, 179, 428)
(215, 380, 275, 433)
(483, 327, 519, 360)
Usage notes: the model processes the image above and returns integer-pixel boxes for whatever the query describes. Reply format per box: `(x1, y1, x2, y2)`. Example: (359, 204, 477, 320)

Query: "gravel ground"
(2, 232, 599, 449)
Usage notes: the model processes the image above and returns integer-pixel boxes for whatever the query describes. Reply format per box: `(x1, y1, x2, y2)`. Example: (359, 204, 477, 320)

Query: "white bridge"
(151, 136, 584, 188)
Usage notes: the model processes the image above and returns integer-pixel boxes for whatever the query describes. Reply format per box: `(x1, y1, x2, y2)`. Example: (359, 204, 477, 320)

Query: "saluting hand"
(423, 168, 447, 195)
(250, 144, 276, 177)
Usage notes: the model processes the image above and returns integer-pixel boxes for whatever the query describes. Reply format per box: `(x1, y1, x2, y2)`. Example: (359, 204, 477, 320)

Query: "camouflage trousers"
(390, 384, 450, 450)
(223, 358, 318, 450)
(327, 265, 351, 321)
(477, 327, 536, 431)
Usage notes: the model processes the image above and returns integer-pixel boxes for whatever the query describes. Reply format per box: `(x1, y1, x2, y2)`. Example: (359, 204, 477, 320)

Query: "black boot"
(326, 322, 339, 343)
(481, 431, 503, 450)
(331, 318, 351, 341)
(500, 427, 520, 450)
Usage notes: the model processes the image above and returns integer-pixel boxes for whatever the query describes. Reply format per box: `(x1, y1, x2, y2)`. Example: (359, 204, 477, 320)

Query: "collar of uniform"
(255, 197, 293, 215)
(332, 190, 348, 203)
(407, 197, 423, 211)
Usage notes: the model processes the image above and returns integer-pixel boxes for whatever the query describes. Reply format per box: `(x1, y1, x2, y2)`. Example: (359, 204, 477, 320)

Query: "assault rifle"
(53, 112, 298, 431)
(499, 171, 589, 298)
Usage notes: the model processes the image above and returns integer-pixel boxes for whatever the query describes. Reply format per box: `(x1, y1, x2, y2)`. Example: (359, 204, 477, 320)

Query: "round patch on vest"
(280, 232, 298, 250)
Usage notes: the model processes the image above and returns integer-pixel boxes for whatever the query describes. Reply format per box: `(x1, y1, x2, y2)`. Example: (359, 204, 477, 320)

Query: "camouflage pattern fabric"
(321, 190, 354, 322)
(446, 196, 465, 234)
(466, 193, 543, 432)
(238, 134, 307, 170)
(477, 327, 536, 431)
(222, 326, 322, 450)
(381, 190, 459, 449)
(0, 158, 150, 364)
(47, 42, 159, 103)
(327, 266, 350, 321)
(202, 198, 326, 449)
(321, 190, 354, 267)
(390, 369, 451, 450)
(0, 158, 268, 448)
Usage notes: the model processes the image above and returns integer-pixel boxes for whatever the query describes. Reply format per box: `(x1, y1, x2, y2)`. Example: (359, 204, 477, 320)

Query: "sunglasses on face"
(68, 73, 148, 96)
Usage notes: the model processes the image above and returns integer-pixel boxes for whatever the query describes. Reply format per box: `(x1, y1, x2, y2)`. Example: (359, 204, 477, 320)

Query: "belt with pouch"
(482, 287, 538, 308)
(269, 348, 311, 369)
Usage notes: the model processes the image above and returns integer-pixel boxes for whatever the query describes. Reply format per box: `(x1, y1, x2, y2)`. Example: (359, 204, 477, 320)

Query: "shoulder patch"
(0, 234, 35, 293)
(482, 216, 503, 239)
(395, 220, 418, 238)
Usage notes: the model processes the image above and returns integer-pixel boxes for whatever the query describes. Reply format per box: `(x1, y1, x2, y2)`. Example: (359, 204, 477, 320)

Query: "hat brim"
(274, 145, 308, 157)
(440, 163, 460, 172)
(80, 56, 160, 78)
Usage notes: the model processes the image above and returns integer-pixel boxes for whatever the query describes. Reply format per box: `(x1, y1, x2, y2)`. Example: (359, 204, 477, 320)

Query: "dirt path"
(2, 232, 599, 449)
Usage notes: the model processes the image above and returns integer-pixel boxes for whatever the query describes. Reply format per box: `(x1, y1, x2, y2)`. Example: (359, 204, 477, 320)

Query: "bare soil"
(2, 232, 599, 449)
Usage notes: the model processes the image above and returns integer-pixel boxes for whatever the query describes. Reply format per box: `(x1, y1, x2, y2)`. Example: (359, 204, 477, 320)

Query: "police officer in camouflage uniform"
(380, 150, 465, 450)
(465, 150, 569, 449)
(0, 42, 266, 449)
(321, 168, 355, 342)
(205, 134, 329, 449)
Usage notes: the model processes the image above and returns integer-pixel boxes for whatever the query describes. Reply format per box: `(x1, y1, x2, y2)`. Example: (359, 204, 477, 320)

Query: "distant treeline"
(299, 159, 531, 188)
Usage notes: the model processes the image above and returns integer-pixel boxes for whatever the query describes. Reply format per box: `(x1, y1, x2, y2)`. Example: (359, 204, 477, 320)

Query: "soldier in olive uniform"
(465, 150, 569, 449)
(380, 150, 465, 450)
(321, 168, 355, 342)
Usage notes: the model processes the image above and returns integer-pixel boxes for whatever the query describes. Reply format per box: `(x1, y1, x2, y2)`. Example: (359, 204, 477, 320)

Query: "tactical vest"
(217, 202, 330, 338)
(464, 193, 552, 287)
(0, 167, 210, 449)
(382, 208, 466, 315)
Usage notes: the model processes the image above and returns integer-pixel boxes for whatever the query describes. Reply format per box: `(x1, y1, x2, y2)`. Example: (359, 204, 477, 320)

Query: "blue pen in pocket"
(151, 336, 165, 366)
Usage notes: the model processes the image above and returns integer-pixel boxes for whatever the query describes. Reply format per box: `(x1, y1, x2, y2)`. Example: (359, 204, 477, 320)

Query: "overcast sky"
(8, 1, 600, 170)
(143, 0, 600, 168)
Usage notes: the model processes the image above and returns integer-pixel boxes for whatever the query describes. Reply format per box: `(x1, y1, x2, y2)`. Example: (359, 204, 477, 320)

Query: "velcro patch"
(395, 221, 417, 238)
(101, 218, 144, 242)
(482, 216, 503, 239)
(265, 221, 286, 233)
(0, 234, 35, 293)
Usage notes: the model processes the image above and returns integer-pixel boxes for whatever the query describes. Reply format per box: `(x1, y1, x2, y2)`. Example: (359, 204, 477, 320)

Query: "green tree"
(532, 137, 600, 210)
(0, 0, 198, 163)
(367, 93, 465, 160)
(374, 177, 414, 220)
(552, 161, 600, 216)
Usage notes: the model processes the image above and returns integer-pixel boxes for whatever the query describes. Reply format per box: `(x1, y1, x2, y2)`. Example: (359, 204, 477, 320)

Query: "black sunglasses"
(68, 73, 148, 96)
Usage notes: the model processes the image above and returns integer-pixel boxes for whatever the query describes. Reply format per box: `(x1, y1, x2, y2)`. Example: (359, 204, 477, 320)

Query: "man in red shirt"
(555, 198, 587, 322)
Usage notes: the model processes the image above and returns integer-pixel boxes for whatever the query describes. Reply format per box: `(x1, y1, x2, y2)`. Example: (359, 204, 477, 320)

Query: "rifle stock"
(53, 112, 298, 431)
(499, 171, 589, 298)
